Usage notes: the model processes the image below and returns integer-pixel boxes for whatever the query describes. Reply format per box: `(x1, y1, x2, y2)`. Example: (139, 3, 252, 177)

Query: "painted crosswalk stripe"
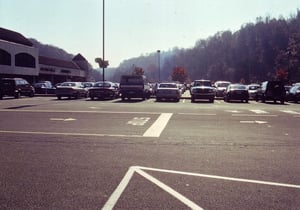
(143, 113, 173, 137)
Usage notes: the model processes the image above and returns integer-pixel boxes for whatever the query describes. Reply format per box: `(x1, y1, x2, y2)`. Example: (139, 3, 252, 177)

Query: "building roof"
(0, 27, 33, 46)
(39, 56, 81, 69)
(73, 53, 87, 62)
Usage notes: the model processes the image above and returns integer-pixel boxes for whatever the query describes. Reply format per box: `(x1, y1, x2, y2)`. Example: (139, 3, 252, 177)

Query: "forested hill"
(113, 10, 300, 84)
(29, 38, 74, 61)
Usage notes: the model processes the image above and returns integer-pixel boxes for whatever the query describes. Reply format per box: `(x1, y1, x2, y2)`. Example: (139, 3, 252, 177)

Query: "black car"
(89, 81, 119, 100)
(33, 81, 55, 94)
(190, 80, 215, 103)
(0, 78, 35, 99)
(224, 84, 249, 103)
(255, 81, 285, 104)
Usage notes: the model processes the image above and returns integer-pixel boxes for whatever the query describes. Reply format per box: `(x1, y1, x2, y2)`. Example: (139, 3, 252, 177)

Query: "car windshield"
(248, 85, 260, 90)
(121, 77, 144, 84)
(94, 82, 111, 87)
(60, 82, 76, 87)
(217, 83, 230, 87)
(230, 85, 247, 90)
(194, 81, 211, 86)
(159, 83, 177, 88)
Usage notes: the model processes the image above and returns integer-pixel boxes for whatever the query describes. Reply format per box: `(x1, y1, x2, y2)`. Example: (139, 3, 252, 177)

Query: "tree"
(132, 66, 144, 76)
(275, 68, 288, 81)
(171, 66, 188, 83)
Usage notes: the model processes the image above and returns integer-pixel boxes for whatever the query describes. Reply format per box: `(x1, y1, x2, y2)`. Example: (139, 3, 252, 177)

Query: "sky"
(1, 0, 299, 68)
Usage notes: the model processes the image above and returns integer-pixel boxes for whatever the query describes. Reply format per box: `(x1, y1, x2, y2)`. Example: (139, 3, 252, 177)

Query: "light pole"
(157, 50, 160, 82)
(102, 0, 105, 82)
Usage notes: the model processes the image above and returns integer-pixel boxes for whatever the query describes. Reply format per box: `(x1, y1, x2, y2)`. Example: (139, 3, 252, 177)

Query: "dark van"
(119, 75, 151, 101)
(0, 78, 35, 99)
(255, 81, 285, 104)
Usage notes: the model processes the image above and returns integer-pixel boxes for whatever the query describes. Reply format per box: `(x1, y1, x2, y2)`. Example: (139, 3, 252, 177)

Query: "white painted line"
(281, 110, 300, 115)
(215, 100, 221, 104)
(0, 130, 142, 138)
(226, 110, 242, 113)
(50, 118, 76, 121)
(250, 109, 269, 114)
(102, 166, 136, 210)
(0, 109, 162, 115)
(178, 112, 217, 116)
(232, 114, 277, 117)
(138, 166, 300, 189)
(135, 168, 204, 210)
(143, 113, 173, 137)
(240, 121, 268, 124)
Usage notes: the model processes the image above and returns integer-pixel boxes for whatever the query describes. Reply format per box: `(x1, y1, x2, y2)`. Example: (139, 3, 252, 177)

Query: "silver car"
(56, 82, 88, 100)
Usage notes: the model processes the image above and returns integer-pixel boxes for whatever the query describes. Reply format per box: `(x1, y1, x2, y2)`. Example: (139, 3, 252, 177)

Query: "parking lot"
(0, 96, 299, 209)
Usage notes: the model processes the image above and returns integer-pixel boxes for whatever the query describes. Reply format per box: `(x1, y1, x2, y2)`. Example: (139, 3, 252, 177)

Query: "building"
(0, 27, 88, 84)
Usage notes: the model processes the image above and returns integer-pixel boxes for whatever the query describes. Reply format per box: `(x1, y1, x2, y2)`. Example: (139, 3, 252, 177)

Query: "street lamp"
(102, 0, 105, 82)
(157, 50, 160, 82)
(95, 0, 109, 81)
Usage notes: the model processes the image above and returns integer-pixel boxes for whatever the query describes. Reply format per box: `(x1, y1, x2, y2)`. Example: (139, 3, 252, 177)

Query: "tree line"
(111, 10, 300, 84)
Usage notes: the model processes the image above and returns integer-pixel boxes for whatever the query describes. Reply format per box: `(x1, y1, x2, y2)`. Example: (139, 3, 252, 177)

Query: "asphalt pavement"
(0, 96, 299, 209)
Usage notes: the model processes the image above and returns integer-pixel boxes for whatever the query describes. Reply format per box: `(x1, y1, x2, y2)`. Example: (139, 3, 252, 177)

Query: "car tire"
(29, 91, 34, 97)
(14, 92, 20, 99)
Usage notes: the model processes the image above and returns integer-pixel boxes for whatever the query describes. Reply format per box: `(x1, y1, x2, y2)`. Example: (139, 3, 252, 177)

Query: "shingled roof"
(39, 56, 81, 69)
(0, 27, 33, 46)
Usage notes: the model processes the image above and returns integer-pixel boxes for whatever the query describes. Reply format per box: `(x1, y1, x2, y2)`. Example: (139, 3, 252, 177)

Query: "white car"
(156, 83, 181, 102)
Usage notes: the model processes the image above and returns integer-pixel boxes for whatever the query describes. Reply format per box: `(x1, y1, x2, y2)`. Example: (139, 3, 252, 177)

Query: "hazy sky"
(1, 0, 299, 67)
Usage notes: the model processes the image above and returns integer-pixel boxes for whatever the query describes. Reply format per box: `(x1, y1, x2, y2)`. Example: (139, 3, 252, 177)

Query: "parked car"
(214, 81, 231, 98)
(33, 81, 55, 94)
(247, 83, 260, 99)
(224, 84, 249, 103)
(119, 75, 151, 101)
(156, 82, 181, 102)
(55, 82, 88, 100)
(0, 78, 35, 99)
(82, 82, 95, 89)
(287, 85, 300, 103)
(89, 81, 119, 100)
(255, 81, 285, 104)
(190, 80, 215, 103)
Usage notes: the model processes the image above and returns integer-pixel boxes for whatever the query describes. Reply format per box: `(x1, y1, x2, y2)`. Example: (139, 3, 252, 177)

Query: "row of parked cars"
(1, 77, 299, 104)
(189, 80, 300, 104)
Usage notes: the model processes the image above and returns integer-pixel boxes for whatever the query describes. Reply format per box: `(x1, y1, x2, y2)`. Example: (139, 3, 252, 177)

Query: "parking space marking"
(143, 113, 173, 137)
(139, 166, 300, 188)
(102, 166, 204, 210)
(103, 166, 300, 210)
